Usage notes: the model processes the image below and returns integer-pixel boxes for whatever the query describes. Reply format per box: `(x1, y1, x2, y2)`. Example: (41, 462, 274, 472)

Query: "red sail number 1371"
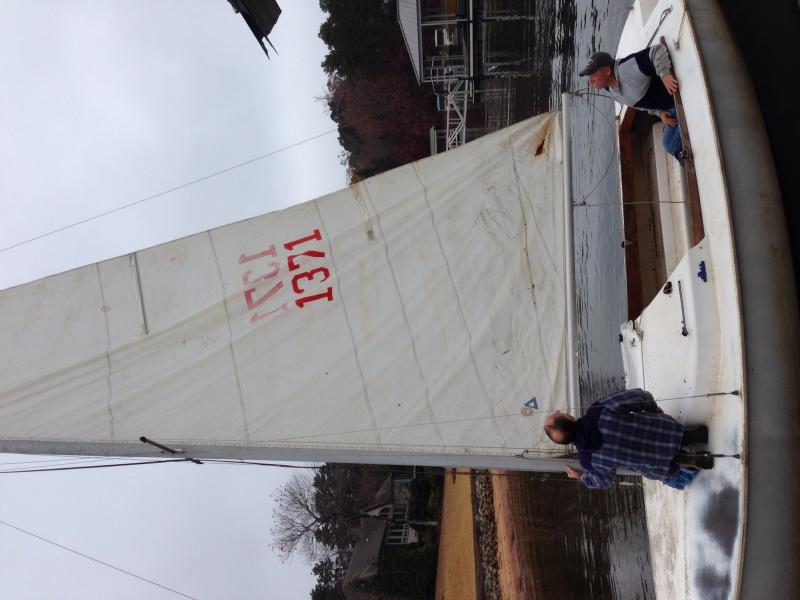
(284, 229, 333, 308)
(238, 228, 334, 324)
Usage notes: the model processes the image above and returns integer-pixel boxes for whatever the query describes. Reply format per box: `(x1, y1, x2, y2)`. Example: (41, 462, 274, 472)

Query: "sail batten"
(1, 113, 570, 468)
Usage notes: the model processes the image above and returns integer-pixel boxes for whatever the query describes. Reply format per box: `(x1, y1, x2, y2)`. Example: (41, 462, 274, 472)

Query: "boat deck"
(617, 1, 800, 599)
(621, 245, 743, 600)
(616, 2, 749, 599)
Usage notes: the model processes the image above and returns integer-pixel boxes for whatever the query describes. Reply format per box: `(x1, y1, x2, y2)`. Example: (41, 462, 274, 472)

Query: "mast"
(562, 93, 580, 415)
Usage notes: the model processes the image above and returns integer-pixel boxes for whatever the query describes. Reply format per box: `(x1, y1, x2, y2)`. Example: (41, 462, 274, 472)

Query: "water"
(508, 0, 633, 403)
(497, 1, 655, 598)
(507, 473, 654, 599)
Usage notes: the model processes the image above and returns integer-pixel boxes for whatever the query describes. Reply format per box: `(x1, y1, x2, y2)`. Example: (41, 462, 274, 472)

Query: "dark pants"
(680, 425, 708, 446)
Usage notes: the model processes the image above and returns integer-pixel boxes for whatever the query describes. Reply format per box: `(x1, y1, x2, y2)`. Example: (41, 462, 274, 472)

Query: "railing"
(424, 56, 467, 83)
(385, 523, 409, 545)
(443, 77, 470, 149)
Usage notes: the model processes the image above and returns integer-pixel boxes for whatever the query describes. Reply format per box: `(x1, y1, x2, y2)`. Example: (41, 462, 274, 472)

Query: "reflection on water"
(508, 473, 654, 600)
(509, 0, 631, 402)
(499, 1, 655, 598)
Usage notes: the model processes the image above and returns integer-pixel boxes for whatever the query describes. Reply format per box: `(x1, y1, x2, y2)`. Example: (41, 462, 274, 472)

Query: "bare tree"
(273, 469, 369, 561)
(270, 470, 333, 563)
(271, 464, 391, 564)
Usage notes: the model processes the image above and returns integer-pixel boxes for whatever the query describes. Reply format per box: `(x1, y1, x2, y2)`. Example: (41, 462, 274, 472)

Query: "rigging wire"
(0, 91, 434, 256)
(566, 89, 620, 206)
(0, 457, 595, 481)
(568, 89, 689, 207)
(0, 519, 199, 600)
(0, 456, 676, 487)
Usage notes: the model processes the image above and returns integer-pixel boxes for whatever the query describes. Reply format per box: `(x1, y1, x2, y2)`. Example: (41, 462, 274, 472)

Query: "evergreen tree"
(319, 0, 436, 182)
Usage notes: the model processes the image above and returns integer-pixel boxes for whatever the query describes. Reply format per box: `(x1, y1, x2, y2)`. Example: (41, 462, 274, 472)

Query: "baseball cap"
(579, 52, 615, 76)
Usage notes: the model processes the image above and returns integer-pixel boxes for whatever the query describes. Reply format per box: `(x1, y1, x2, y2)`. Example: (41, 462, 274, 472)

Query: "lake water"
(508, 0, 632, 401)
(506, 472, 654, 599)
(498, 1, 656, 598)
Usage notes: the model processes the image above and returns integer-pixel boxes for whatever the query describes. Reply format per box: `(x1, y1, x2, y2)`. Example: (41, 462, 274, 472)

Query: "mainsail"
(0, 112, 571, 470)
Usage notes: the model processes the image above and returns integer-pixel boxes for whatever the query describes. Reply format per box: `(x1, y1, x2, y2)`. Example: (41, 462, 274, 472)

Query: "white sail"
(0, 112, 569, 469)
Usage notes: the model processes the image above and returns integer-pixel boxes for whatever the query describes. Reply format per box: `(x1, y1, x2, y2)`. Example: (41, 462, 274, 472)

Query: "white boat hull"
(618, 1, 800, 598)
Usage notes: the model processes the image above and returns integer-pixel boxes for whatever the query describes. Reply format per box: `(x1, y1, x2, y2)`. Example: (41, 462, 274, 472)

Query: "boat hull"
(688, 0, 800, 596)
(617, 1, 800, 598)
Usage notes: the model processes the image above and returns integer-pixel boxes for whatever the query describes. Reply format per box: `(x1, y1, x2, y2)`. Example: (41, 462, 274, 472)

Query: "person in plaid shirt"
(544, 388, 711, 489)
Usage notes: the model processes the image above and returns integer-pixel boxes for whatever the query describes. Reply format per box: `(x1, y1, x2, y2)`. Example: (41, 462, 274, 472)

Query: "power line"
(0, 454, 157, 468)
(0, 519, 199, 600)
(0, 128, 337, 255)
(0, 91, 434, 256)
(0, 456, 106, 467)
(0, 458, 188, 474)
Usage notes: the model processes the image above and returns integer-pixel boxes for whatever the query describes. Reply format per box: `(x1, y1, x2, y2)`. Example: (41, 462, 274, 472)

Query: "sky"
(0, 1, 348, 598)
(0, 0, 346, 291)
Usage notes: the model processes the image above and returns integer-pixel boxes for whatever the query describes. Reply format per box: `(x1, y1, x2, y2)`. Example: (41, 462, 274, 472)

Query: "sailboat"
(2, 1, 799, 599)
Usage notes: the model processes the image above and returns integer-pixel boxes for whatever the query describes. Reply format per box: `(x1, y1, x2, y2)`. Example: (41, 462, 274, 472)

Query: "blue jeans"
(662, 107, 684, 159)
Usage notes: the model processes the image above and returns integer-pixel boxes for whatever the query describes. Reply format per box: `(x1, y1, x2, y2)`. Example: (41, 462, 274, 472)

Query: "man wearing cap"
(580, 47, 686, 160)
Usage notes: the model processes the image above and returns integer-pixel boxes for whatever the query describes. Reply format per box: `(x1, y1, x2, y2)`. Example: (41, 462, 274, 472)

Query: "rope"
(565, 90, 619, 205)
(647, 7, 674, 47)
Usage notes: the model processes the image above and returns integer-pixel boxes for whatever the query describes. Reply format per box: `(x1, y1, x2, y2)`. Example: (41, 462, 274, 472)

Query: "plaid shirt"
(578, 389, 683, 489)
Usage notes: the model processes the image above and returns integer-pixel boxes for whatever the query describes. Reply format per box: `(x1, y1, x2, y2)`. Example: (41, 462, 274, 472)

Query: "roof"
(397, 0, 422, 82)
(373, 475, 393, 506)
(342, 518, 387, 600)
(228, 0, 281, 58)
(360, 475, 394, 514)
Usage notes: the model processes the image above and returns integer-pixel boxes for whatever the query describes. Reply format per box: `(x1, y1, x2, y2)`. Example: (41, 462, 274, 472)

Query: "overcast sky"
(0, 0, 346, 291)
(0, 1, 348, 598)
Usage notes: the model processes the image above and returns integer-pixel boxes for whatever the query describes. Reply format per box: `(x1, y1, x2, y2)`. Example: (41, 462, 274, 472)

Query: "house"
(342, 475, 421, 600)
(397, 0, 475, 87)
(342, 518, 388, 600)
(398, 1, 536, 153)
(361, 474, 419, 545)
(397, 1, 475, 151)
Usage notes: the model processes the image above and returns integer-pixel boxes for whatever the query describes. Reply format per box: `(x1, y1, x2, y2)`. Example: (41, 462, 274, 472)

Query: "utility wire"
(0, 456, 107, 467)
(0, 519, 199, 600)
(0, 458, 188, 474)
(0, 454, 158, 468)
(0, 92, 433, 256)
(0, 129, 336, 255)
